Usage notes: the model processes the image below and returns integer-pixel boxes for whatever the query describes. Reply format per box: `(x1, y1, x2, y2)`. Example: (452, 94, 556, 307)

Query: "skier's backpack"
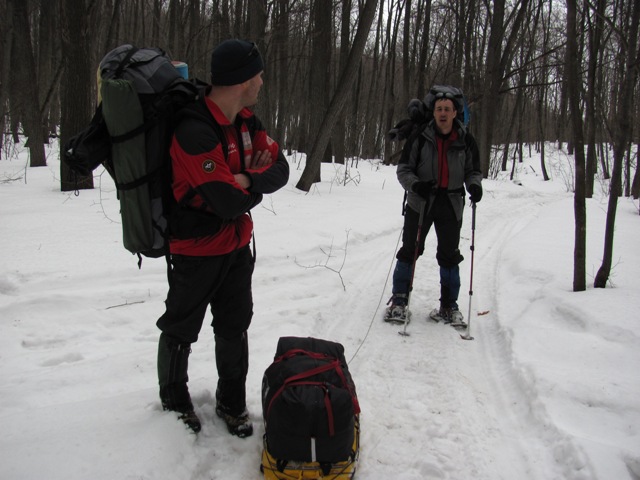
(63, 44, 199, 263)
(260, 337, 360, 480)
(387, 84, 468, 142)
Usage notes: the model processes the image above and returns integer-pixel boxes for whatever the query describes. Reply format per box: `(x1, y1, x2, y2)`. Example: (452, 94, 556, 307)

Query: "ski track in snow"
(469, 188, 596, 480)
(251, 182, 593, 479)
(329, 187, 577, 479)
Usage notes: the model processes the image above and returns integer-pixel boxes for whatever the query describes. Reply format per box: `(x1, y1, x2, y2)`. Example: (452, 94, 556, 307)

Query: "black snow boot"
(214, 332, 253, 437)
(157, 333, 201, 433)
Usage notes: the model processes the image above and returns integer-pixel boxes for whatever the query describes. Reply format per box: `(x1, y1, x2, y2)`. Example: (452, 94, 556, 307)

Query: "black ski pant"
(395, 193, 464, 308)
(157, 245, 254, 414)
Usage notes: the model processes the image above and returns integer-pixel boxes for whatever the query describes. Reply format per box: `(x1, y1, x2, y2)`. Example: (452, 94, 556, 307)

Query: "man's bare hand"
(250, 150, 272, 169)
(234, 173, 251, 189)
(235, 151, 272, 188)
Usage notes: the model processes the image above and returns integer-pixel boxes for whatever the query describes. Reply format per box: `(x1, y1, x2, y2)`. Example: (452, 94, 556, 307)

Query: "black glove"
(468, 184, 482, 203)
(412, 181, 435, 199)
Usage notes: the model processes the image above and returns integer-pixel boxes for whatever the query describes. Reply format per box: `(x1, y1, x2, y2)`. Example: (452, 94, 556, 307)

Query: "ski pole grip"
(471, 202, 476, 230)
(418, 199, 427, 227)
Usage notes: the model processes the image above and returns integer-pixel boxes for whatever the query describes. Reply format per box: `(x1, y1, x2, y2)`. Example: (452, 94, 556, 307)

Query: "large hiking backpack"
(387, 84, 468, 142)
(64, 44, 198, 263)
(261, 337, 360, 479)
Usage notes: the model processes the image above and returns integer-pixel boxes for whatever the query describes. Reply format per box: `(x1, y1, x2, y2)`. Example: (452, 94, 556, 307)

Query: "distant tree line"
(1, 0, 638, 289)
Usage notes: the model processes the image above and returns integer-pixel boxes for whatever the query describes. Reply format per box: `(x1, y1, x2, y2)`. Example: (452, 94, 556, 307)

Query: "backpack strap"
(274, 348, 332, 363)
(266, 359, 342, 417)
(110, 122, 152, 144)
(115, 46, 140, 77)
(270, 349, 361, 415)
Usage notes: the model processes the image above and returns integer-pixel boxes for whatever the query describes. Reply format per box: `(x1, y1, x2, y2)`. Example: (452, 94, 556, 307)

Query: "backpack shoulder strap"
(114, 46, 140, 77)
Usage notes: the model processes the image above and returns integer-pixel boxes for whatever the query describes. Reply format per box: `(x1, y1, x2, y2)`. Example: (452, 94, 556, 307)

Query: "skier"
(386, 89, 482, 324)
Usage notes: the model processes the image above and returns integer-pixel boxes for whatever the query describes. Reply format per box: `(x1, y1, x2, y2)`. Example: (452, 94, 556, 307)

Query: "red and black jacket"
(168, 90, 289, 256)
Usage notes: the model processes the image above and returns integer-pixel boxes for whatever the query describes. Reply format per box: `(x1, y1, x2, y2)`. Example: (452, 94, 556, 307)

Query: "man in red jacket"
(156, 39, 289, 436)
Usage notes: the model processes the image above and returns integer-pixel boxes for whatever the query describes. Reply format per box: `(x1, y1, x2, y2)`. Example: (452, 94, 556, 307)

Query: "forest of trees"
(0, 0, 639, 289)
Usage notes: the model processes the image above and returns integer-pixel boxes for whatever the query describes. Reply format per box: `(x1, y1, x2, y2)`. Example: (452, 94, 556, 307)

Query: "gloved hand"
(468, 184, 483, 203)
(412, 181, 435, 199)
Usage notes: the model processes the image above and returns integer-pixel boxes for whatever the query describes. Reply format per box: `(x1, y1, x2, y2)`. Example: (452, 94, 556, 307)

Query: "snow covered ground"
(0, 141, 638, 480)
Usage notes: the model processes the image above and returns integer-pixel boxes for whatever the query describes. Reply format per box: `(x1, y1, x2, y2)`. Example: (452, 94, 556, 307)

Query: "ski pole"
(399, 199, 427, 337)
(460, 202, 476, 341)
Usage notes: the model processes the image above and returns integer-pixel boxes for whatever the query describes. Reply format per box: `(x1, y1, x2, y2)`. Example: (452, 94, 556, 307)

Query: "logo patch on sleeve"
(202, 160, 216, 173)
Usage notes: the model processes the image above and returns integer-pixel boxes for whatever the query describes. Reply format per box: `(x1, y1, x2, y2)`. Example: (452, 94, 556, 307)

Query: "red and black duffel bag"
(261, 337, 360, 479)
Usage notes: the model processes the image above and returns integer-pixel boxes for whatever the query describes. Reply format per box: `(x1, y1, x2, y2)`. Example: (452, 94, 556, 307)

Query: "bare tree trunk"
(503, 50, 527, 172)
(152, 0, 161, 46)
(248, 0, 267, 42)
(349, 61, 363, 157)
(9, 0, 47, 167)
(167, 0, 180, 57)
(501, 142, 509, 175)
(401, 0, 411, 103)
(291, 17, 313, 154)
(296, 0, 378, 192)
(233, 0, 245, 37)
(451, 0, 464, 86)
(594, 0, 640, 287)
(60, 0, 94, 191)
(37, 0, 58, 141)
(536, 0, 550, 181)
(557, 60, 569, 150)
(217, 0, 231, 40)
(567, 0, 587, 292)
(382, 1, 401, 167)
(104, 0, 123, 52)
(415, 0, 431, 99)
(0, 0, 13, 159)
(538, 87, 550, 180)
(477, 0, 505, 177)
(476, 0, 530, 177)
(272, 0, 289, 145)
(631, 143, 640, 200)
(334, 0, 352, 166)
(361, 6, 383, 159)
(624, 143, 631, 197)
(584, 0, 606, 198)
(463, 0, 478, 95)
(247, 0, 268, 122)
(305, 0, 332, 180)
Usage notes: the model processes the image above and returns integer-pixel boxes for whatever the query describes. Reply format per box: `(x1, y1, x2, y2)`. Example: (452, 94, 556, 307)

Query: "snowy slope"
(0, 143, 638, 480)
